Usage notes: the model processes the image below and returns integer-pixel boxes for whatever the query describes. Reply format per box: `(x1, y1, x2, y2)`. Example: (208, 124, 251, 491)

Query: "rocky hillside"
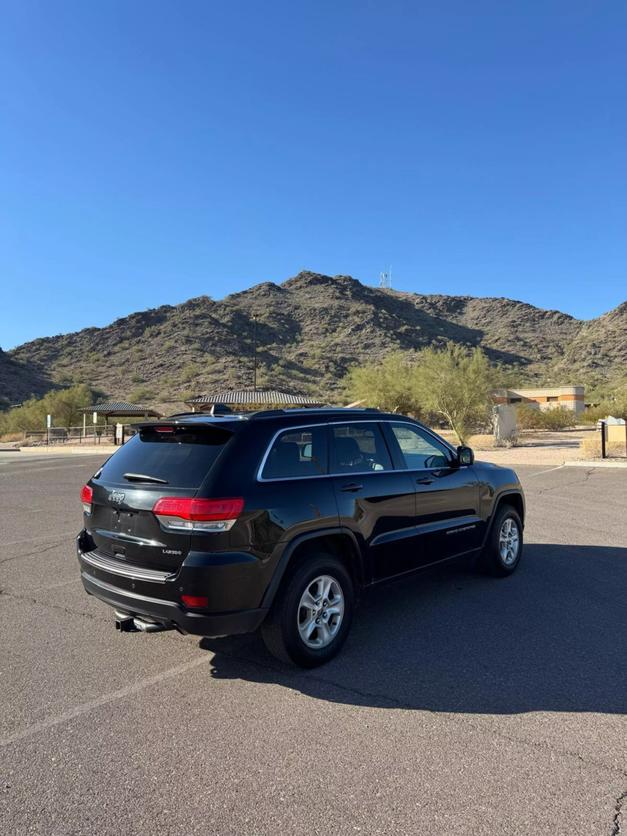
(0, 349, 53, 407)
(4, 272, 625, 405)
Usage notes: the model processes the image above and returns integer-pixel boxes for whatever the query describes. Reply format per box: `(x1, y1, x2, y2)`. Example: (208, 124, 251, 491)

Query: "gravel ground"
(0, 452, 625, 835)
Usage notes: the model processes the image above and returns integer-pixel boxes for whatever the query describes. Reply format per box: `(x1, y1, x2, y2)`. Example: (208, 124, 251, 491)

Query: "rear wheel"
(479, 505, 523, 576)
(261, 554, 354, 667)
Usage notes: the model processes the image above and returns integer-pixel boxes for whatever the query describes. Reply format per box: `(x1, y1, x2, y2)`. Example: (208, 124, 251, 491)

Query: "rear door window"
(95, 424, 233, 489)
(261, 426, 327, 479)
(329, 423, 392, 473)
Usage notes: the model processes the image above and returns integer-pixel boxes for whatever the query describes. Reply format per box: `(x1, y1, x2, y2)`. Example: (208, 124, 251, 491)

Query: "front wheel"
(479, 505, 523, 576)
(261, 555, 354, 667)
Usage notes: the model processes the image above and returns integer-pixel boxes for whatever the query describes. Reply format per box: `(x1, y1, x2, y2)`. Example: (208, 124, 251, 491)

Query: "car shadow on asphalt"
(200, 544, 627, 715)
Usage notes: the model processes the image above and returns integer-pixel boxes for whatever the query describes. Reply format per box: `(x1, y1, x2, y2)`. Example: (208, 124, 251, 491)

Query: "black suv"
(77, 407, 525, 667)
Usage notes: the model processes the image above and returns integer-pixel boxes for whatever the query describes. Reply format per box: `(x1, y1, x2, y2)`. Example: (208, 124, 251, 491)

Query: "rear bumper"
(77, 533, 268, 637)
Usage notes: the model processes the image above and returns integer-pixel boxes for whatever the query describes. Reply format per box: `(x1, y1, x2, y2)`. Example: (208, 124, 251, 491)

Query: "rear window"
(95, 425, 232, 489)
(329, 423, 392, 473)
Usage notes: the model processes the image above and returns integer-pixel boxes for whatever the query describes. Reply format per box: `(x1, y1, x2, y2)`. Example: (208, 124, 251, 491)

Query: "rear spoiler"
(134, 416, 246, 432)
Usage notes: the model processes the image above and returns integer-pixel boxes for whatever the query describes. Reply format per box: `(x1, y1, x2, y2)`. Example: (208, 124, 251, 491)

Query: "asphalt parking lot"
(0, 452, 625, 835)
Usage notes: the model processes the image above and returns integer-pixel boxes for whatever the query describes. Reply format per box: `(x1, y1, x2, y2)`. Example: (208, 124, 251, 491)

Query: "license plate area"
(111, 508, 137, 536)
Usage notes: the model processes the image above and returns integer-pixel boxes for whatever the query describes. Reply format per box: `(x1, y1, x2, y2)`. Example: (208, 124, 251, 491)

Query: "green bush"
(129, 386, 156, 402)
(516, 404, 576, 430)
(516, 405, 543, 429)
(0, 384, 95, 434)
(580, 398, 627, 424)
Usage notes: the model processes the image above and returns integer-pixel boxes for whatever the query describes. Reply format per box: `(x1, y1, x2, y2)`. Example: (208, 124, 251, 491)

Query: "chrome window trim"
(256, 419, 457, 483)
(257, 423, 329, 483)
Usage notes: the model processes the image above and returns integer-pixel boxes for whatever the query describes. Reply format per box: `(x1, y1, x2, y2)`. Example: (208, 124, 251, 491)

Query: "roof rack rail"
(164, 406, 382, 421)
(248, 406, 381, 418)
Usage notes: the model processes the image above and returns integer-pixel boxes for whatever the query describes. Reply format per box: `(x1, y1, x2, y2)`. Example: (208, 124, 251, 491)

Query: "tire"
(261, 554, 354, 667)
(478, 504, 523, 577)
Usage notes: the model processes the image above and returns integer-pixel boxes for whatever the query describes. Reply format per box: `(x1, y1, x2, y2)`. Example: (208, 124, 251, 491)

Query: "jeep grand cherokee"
(77, 407, 525, 667)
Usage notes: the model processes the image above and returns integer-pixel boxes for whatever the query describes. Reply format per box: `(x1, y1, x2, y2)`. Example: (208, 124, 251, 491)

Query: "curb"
(564, 460, 627, 469)
(14, 446, 118, 456)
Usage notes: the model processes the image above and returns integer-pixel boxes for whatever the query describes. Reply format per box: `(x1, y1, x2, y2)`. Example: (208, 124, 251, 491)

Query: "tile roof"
(186, 389, 323, 406)
(80, 402, 162, 416)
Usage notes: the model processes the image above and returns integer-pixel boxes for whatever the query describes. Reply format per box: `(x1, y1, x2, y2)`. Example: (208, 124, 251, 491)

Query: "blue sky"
(2, 1, 626, 349)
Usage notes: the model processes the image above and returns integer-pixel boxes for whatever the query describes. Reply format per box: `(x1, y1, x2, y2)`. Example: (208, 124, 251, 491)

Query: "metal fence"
(24, 424, 138, 447)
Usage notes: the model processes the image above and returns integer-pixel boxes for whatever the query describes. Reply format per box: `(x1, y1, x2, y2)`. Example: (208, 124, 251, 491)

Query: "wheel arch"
(260, 528, 364, 609)
(481, 490, 525, 548)
(495, 490, 525, 526)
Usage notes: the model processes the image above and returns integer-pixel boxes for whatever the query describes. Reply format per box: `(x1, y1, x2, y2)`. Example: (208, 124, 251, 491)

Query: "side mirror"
(457, 445, 474, 466)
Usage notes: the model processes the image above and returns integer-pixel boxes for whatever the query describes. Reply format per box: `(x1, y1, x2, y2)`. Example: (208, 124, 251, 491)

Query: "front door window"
(389, 424, 452, 470)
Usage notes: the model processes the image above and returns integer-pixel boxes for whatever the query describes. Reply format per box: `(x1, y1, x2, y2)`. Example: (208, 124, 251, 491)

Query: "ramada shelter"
(492, 386, 585, 414)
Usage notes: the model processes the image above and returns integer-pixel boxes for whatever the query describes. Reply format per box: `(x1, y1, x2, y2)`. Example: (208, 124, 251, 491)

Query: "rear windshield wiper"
(123, 472, 169, 484)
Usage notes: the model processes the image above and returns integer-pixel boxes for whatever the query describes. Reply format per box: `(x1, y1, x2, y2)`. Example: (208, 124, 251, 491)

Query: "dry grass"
(580, 436, 626, 459)
(0, 432, 24, 443)
(432, 430, 510, 450)
(467, 433, 497, 450)
(436, 430, 507, 450)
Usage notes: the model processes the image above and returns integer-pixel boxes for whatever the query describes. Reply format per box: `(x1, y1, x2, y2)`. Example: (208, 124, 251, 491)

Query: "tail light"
(80, 484, 93, 515)
(152, 497, 244, 533)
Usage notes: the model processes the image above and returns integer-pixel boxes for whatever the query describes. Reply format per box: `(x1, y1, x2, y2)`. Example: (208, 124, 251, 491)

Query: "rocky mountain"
(3, 272, 625, 406)
(0, 348, 53, 407)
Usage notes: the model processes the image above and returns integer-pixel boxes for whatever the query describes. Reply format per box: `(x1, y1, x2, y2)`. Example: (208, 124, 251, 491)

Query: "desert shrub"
(129, 386, 156, 402)
(0, 384, 94, 433)
(181, 363, 203, 384)
(0, 432, 24, 443)
(516, 404, 576, 430)
(581, 398, 627, 424)
(540, 407, 578, 430)
(514, 405, 542, 429)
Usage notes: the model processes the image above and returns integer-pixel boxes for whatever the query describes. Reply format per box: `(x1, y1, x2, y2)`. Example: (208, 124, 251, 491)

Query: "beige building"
(493, 385, 585, 414)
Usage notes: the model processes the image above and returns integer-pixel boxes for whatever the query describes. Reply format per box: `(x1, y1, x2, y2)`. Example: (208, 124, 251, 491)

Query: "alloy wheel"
(499, 517, 520, 565)
(297, 574, 345, 649)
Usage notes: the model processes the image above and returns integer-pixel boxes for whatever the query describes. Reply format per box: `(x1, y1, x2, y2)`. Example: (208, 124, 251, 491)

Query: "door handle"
(340, 482, 363, 492)
(416, 477, 434, 485)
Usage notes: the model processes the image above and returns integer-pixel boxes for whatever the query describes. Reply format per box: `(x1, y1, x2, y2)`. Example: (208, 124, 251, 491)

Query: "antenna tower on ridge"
(379, 267, 392, 289)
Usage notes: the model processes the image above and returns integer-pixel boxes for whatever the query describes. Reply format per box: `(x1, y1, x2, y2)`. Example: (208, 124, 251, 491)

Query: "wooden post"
(600, 421, 606, 459)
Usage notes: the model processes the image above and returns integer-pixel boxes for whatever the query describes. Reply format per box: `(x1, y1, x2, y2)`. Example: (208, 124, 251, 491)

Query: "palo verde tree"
(343, 352, 422, 416)
(414, 343, 494, 444)
(343, 343, 496, 443)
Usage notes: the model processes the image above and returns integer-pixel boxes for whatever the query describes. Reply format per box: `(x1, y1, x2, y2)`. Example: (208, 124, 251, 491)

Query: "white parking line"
(527, 464, 566, 477)
(0, 654, 213, 748)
